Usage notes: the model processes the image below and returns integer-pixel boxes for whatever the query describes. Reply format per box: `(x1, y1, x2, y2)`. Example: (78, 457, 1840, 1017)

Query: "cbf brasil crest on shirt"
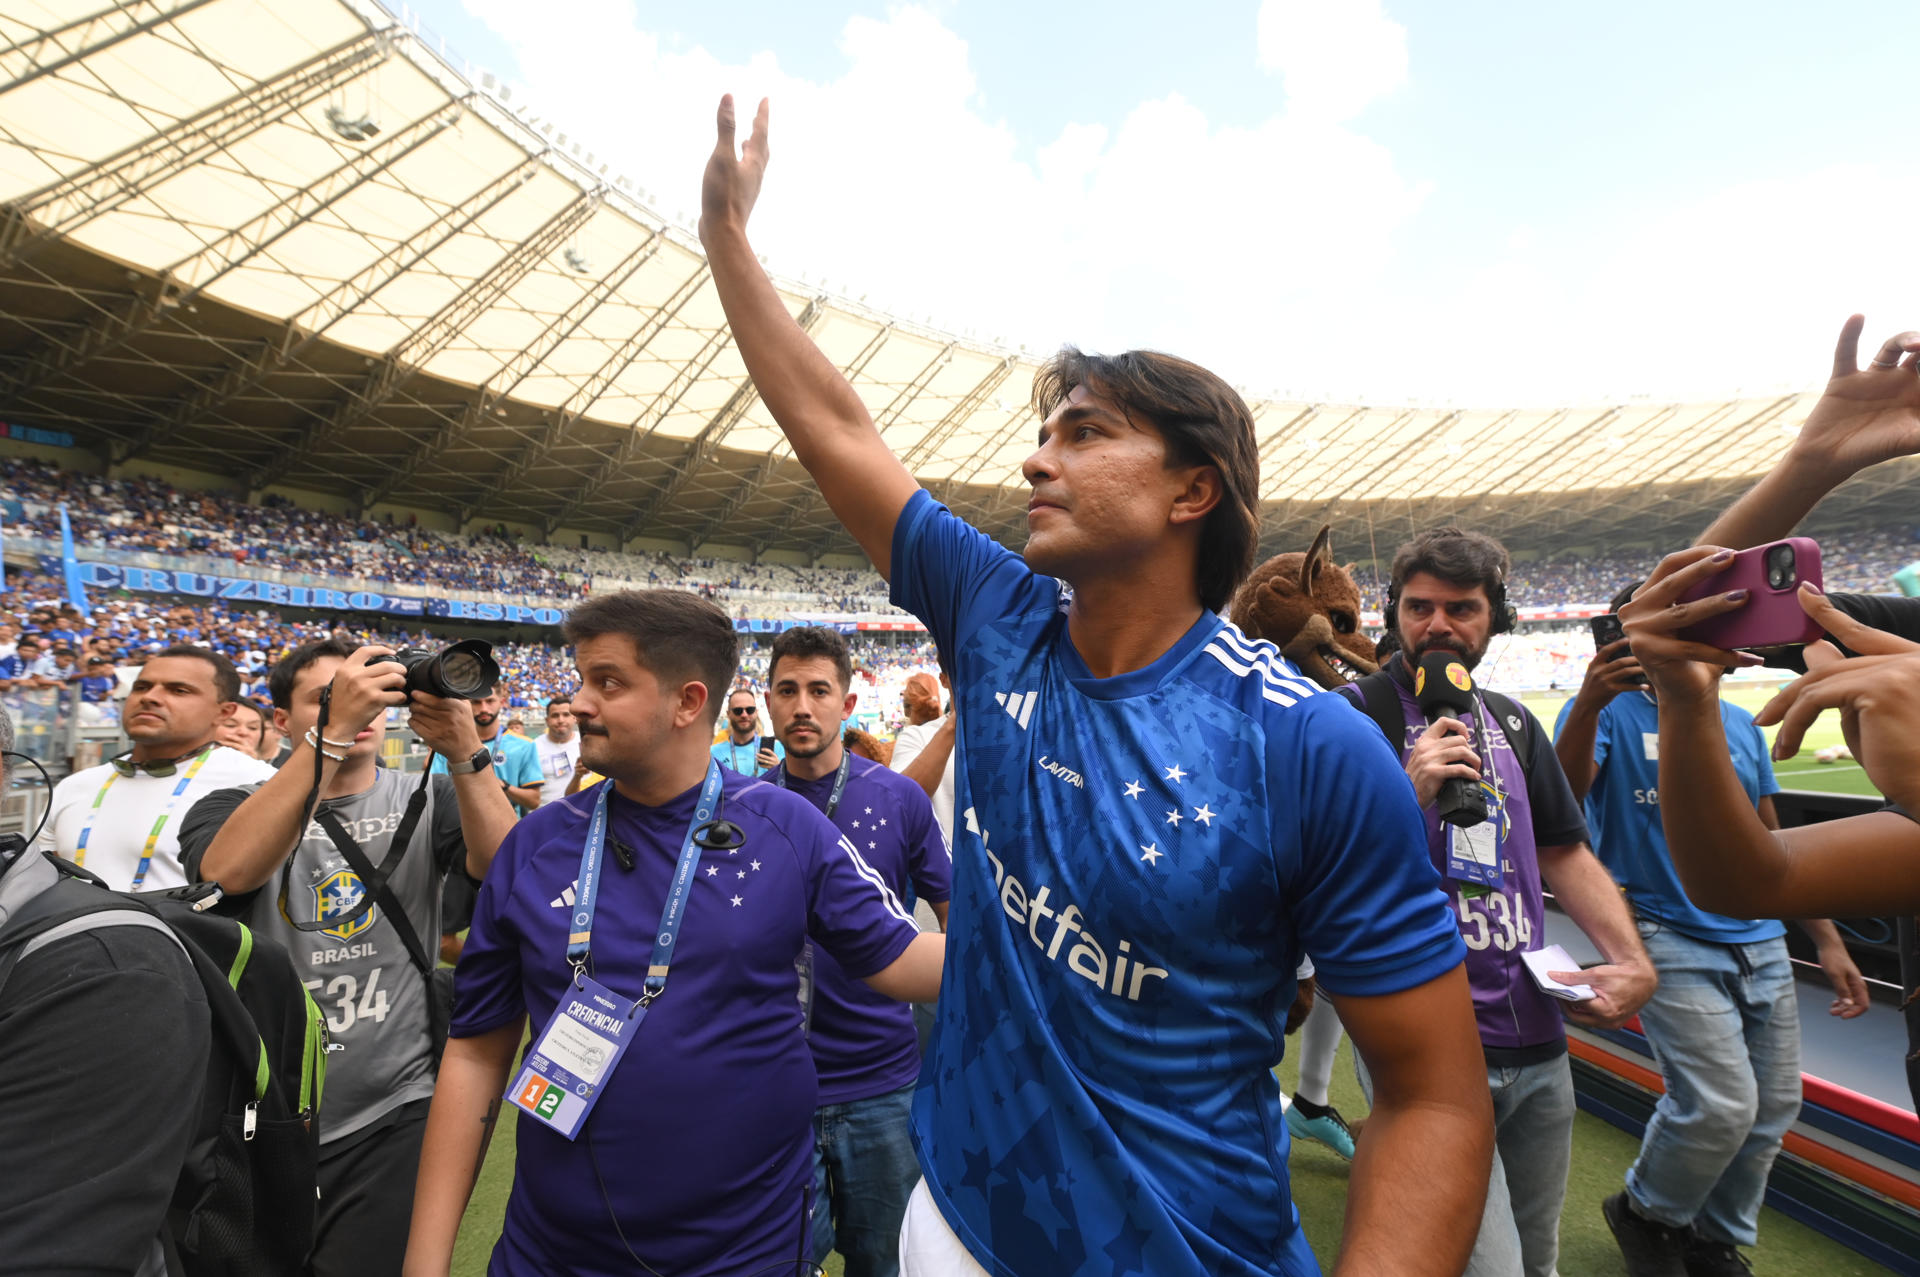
(314, 868, 377, 941)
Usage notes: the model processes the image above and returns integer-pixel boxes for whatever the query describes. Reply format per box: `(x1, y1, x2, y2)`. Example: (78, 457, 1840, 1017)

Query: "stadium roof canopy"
(3, 0, 1916, 564)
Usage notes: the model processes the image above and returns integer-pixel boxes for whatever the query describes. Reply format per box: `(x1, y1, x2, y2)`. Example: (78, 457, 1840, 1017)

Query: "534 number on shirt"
(303, 969, 390, 1033)
(1455, 889, 1533, 952)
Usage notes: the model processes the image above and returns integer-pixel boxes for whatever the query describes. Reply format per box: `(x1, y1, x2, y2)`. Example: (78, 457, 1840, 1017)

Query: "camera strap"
(276, 686, 436, 938)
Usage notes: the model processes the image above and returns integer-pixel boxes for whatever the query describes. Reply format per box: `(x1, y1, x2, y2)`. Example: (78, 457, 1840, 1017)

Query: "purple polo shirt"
(1338, 662, 1588, 1057)
(451, 768, 922, 1276)
(780, 753, 951, 1104)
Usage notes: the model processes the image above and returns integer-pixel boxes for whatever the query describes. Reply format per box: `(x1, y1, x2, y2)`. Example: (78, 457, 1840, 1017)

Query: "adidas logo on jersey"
(995, 689, 1037, 729)
(550, 880, 578, 909)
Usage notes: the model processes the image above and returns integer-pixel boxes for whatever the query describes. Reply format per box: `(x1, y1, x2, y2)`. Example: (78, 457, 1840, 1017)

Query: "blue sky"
(390, 0, 1920, 404)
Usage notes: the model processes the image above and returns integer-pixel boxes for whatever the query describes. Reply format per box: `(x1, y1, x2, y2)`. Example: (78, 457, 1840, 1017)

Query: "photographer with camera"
(177, 637, 517, 1277)
(430, 684, 543, 814)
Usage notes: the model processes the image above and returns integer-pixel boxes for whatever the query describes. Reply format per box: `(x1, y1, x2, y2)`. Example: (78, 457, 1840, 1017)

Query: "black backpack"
(0, 854, 329, 1277)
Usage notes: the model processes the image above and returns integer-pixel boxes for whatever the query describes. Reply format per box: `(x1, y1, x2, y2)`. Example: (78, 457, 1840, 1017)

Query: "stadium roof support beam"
(1, 99, 468, 403)
(623, 298, 828, 534)
(795, 342, 956, 558)
(358, 218, 661, 511)
(530, 263, 717, 535)
(0, 0, 221, 95)
(0, 29, 389, 267)
(113, 156, 541, 466)
(895, 356, 1018, 474)
(249, 189, 602, 489)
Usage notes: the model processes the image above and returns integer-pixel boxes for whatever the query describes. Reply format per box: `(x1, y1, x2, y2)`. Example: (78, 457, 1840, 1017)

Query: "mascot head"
(1229, 525, 1379, 689)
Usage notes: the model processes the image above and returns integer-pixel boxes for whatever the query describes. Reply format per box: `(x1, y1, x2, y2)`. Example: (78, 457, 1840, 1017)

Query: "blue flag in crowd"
(58, 503, 90, 617)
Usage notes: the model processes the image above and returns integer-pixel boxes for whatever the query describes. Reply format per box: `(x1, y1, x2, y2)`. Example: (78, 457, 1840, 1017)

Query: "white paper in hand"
(1522, 944, 1597, 1002)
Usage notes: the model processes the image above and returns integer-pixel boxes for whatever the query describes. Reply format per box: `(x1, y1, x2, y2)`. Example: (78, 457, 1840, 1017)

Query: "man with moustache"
(36, 644, 274, 891)
(432, 684, 543, 813)
(765, 626, 950, 1277)
(1341, 528, 1656, 1277)
(532, 697, 583, 808)
(403, 591, 942, 1276)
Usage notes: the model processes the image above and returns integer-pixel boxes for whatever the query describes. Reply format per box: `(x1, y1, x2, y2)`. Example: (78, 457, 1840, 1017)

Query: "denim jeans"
(1628, 924, 1802, 1246)
(1354, 1050, 1571, 1277)
(811, 1083, 920, 1277)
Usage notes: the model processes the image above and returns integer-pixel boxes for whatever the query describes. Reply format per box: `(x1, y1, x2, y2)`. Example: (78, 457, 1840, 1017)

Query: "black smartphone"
(1589, 614, 1647, 685)
(759, 735, 777, 753)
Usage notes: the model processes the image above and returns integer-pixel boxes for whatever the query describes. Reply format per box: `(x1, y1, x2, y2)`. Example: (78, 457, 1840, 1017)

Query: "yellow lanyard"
(75, 747, 215, 888)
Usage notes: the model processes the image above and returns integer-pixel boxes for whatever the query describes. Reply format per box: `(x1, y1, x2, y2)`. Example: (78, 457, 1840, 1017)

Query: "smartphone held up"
(1673, 538, 1824, 653)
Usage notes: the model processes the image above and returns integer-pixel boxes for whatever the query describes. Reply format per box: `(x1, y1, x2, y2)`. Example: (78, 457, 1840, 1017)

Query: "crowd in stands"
(1348, 525, 1920, 607)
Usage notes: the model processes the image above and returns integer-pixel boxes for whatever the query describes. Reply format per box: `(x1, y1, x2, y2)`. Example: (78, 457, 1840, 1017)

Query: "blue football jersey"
(891, 491, 1465, 1277)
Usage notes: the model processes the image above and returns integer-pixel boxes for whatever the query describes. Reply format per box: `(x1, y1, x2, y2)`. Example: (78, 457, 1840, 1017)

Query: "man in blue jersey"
(713, 687, 784, 775)
(430, 685, 543, 812)
(405, 590, 945, 1276)
(764, 625, 951, 1277)
(1555, 586, 1868, 1277)
(700, 95, 1493, 1277)
(1343, 529, 1657, 1277)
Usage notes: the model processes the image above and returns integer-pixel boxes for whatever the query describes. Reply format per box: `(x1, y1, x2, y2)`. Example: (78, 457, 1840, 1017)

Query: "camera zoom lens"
(440, 650, 484, 692)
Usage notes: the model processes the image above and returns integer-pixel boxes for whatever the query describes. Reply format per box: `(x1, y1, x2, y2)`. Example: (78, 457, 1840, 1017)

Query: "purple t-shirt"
(450, 769, 922, 1276)
(1338, 665, 1588, 1053)
(781, 754, 951, 1104)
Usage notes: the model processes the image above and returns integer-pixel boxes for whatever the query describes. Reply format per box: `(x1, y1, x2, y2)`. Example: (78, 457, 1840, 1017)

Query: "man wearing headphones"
(1343, 528, 1656, 1277)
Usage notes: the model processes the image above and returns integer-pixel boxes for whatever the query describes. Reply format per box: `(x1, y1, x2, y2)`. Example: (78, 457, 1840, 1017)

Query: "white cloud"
(446, 2, 1916, 409)
(1257, 0, 1410, 122)
(452, 0, 1430, 377)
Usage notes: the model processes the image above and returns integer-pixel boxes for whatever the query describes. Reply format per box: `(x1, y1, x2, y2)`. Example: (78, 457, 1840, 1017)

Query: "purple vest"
(1338, 679, 1565, 1052)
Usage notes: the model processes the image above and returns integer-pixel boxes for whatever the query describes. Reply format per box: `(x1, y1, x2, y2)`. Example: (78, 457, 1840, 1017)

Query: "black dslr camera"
(386, 640, 501, 700)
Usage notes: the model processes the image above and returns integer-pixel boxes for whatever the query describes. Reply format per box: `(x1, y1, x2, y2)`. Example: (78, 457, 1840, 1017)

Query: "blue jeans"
(1628, 924, 1802, 1246)
(1357, 1051, 1572, 1277)
(811, 1083, 919, 1277)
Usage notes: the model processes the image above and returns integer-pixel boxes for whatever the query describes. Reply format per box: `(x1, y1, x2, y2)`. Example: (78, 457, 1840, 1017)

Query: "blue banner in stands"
(73, 561, 567, 626)
(58, 505, 90, 618)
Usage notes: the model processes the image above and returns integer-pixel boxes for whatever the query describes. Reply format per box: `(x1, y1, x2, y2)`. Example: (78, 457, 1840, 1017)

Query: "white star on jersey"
(1193, 804, 1215, 827)
(1139, 843, 1162, 865)
(730, 895, 743, 907)
(750, 859, 761, 871)
(1165, 809, 1182, 827)
(705, 866, 719, 877)
(1123, 779, 1144, 799)
(1164, 763, 1187, 783)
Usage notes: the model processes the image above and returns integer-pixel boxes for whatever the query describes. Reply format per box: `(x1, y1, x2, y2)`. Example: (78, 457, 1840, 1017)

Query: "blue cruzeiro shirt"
(1553, 692, 1785, 947)
(891, 491, 1465, 1277)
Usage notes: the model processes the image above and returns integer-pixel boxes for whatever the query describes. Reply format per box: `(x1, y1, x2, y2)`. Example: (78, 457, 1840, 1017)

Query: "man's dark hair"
(1389, 528, 1512, 606)
(768, 626, 853, 692)
(267, 636, 360, 710)
(563, 590, 740, 725)
(149, 644, 240, 703)
(545, 696, 572, 709)
(1031, 347, 1261, 613)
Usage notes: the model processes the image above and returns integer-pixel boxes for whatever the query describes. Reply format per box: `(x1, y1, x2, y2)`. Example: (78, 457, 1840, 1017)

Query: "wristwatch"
(444, 747, 494, 776)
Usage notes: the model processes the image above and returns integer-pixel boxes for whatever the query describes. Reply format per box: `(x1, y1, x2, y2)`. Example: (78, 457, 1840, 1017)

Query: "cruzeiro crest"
(314, 869, 377, 941)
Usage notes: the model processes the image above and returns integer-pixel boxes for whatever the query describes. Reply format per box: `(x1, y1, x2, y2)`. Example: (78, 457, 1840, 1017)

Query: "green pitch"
(1520, 685, 1884, 800)
(452, 1042, 1879, 1276)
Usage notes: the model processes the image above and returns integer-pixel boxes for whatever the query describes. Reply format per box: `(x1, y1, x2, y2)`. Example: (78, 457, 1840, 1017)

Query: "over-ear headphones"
(1384, 576, 1518, 638)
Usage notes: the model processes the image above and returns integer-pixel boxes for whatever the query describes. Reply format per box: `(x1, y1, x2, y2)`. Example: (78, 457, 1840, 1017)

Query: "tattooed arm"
(403, 1019, 524, 1276)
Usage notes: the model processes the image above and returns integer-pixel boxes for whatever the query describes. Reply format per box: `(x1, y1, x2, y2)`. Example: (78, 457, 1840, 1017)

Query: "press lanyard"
(773, 748, 852, 819)
(567, 758, 724, 1012)
(723, 737, 759, 774)
(75, 746, 214, 889)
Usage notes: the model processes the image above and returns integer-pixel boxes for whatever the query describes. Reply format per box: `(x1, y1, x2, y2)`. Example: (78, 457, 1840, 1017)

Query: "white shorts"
(898, 1178, 991, 1277)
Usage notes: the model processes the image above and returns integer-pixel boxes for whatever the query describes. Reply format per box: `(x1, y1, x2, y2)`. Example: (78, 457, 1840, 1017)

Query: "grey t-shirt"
(178, 769, 469, 1144)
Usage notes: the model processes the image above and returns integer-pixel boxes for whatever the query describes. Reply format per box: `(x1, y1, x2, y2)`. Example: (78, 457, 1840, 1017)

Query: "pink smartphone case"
(1674, 537, 1824, 651)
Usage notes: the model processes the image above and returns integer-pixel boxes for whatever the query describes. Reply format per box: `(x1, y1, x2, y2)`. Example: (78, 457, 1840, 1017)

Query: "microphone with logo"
(1414, 649, 1487, 827)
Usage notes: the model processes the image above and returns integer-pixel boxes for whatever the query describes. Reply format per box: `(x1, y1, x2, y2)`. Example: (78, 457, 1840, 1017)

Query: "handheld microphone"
(1414, 650, 1487, 827)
